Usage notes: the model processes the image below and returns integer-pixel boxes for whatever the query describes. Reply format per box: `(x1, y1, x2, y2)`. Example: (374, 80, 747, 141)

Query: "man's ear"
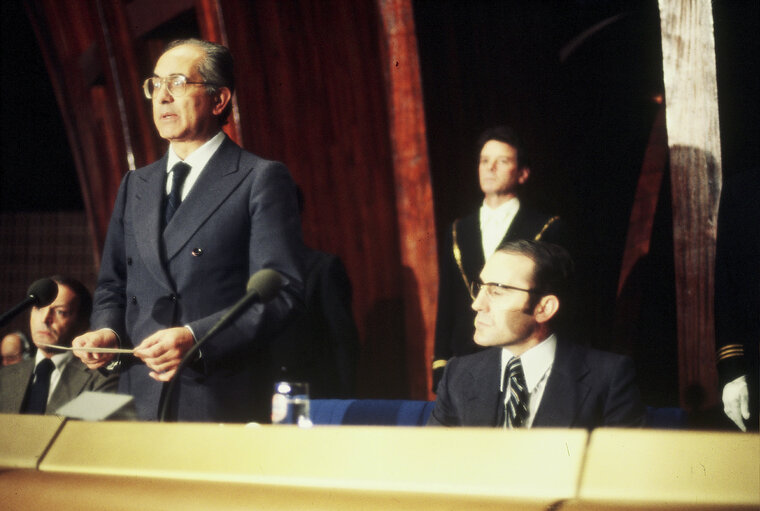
(533, 294, 559, 324)
(212, 87, 232, 116)
(518, 166, 530, 185)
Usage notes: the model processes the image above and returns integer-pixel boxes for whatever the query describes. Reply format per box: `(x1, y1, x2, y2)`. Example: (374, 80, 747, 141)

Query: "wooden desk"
(1, 415, 757, 511)
(1, 419, 586, 510)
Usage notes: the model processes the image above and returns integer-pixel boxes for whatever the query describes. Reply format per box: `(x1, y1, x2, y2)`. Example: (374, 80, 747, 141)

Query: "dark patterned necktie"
(164, 162, 191, 227)
(23, 358, 55, 414)
(504, 357, 529, 428)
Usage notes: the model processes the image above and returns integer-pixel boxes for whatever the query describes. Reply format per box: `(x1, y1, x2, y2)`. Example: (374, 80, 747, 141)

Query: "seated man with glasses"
(428, 240, 644, 429)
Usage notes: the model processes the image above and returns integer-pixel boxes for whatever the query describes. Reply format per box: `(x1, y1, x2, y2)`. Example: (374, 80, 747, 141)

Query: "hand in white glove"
(722, 375, 749, 432)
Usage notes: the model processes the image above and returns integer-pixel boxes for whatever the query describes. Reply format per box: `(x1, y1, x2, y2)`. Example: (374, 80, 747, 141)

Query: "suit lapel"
(503, 204, 537, 242)
(533, 340, 591, 427)
(3, 360, 34, 412)
(132, 154, 174, 292)
(458, 213, 485, 281)
(464, 349, 502, 426)
(48, 359, 91, 412)
(163, 139, 246, 261)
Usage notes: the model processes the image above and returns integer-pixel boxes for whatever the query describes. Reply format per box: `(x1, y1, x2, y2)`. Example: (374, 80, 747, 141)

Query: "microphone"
(0, 278, 58, 328)
(158, 268, 284, 422)
(201, 269, 284, 343)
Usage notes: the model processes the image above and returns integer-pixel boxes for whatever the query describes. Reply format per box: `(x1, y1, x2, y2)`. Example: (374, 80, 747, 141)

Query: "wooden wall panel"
(25, 0, 124, 259)
(219, 0, 415, 398)
(376, 0, 437, 399)
(658, 0, 722, 410)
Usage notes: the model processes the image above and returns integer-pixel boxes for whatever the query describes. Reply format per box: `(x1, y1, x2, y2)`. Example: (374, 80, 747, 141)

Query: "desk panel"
(574, 428, 760, 510)
(36, 421, 587, 509)
(0, 413, 66, 469)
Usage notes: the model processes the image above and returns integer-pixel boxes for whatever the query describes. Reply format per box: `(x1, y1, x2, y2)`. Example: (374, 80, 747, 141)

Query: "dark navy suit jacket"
(91, 137, 305, 422)
(428, 339, 645, 429)
(433, 205, 564, 389)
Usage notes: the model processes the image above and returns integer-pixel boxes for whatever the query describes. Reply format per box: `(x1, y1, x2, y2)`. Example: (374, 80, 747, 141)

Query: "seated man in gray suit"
(428, 240, 644, 429)
(0, 276, 117, 415)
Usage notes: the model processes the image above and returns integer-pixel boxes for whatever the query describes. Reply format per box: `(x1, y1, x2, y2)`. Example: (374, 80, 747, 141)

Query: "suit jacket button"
(131, 296, 137, 304)
(191, 248, 203, 257)
(127, 257, 133, 265)
(170, 294, 177, 302)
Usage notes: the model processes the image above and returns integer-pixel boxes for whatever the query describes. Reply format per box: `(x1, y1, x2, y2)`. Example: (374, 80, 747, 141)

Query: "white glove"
(722, 375, 749, 432)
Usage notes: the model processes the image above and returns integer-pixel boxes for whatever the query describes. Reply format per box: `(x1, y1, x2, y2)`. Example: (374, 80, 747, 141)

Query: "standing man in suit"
(72, 39, 304, 422)
(428, 240, 644, 429)
(0, 276, 117, 414)
(433, 126, 564, 390)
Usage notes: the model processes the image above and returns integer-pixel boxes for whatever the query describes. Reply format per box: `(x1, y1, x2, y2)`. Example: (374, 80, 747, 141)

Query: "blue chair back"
(645, 406, 688, 429)
(310, 399, 435, 426)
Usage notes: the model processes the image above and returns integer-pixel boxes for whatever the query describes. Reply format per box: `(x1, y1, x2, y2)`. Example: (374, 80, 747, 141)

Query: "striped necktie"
(504, 357, 529, 428)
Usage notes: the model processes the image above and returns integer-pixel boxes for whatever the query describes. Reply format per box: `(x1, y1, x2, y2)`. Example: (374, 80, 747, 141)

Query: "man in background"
(433, 126, 565, 390)
(715, 169, 759, 432)
(1, 331, 31, 366)
(0, 276, 117, 414)
(268, 187, 359, 398)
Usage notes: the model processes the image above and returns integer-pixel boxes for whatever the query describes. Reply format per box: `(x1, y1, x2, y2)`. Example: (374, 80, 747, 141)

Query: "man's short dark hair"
(50, 275, 92, 335)
(495, 240, 574, 325)
(476, 125, 529, 169)
(166, 38, 235, 123)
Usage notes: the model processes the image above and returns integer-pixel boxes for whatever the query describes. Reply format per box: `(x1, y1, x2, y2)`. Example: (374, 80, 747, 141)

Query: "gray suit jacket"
(91, 137, 305, 422)
(428, 339, 645, 429)
(0, 357, 118, 414)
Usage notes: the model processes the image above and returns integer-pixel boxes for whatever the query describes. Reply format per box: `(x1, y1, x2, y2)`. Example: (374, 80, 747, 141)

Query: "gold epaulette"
(432, 359, 448, 370)
(717, 344, 745, 362)
(534, 215, 560, 241)
(452, 220, 471, 292)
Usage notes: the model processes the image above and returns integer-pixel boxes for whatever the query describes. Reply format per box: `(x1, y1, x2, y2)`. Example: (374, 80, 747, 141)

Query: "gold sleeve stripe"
(452, 220, 471, 292)
(432, 359, 448, 370)
(534, 215, 560, 241)
(717, 344, 745, 361)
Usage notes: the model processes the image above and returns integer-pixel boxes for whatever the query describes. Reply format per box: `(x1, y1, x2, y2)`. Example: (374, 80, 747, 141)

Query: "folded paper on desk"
(56, 391, 136, 421)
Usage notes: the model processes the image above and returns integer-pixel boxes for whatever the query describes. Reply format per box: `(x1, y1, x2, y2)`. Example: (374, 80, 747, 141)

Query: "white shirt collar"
(479, 196, 520, 225)
(501, 334, 557, 392)
(480, 197, 520, 259)
(166, 131, 226, 200)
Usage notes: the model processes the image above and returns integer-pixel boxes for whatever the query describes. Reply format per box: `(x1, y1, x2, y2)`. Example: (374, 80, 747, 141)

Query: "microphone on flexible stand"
(0, 278, 58, 328)
(158, 269, 284, 422)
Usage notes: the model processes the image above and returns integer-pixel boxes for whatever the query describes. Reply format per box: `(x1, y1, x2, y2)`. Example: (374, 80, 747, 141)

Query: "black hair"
(476, 125, 529, 169)
(495, 240, 574, 326)
(50, 275, 92, 335)
(166, 38, 235, 124)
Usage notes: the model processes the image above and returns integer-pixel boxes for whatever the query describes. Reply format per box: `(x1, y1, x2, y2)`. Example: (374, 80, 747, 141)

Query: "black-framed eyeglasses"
(142, 74, 222, 99)
(469, 279, 538, 301)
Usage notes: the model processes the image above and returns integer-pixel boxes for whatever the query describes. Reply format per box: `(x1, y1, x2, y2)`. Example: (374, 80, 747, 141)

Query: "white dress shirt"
(500, 334, 557, 428)
(479, 197, 520, 259)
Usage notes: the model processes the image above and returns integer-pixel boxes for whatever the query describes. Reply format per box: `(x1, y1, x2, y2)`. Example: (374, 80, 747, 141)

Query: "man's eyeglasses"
(469, 279, 538, 301)
(142, 74, 221, 99)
